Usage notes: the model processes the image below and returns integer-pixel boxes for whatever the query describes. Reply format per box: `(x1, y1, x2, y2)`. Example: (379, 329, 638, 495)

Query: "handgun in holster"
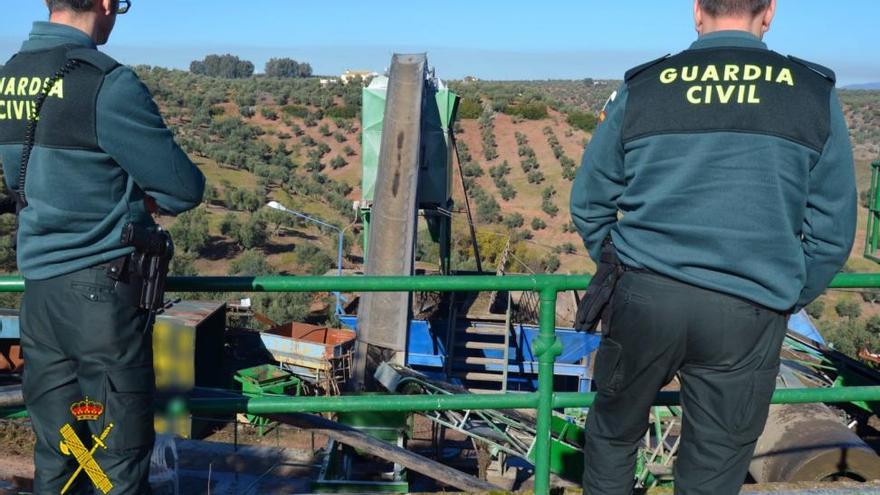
(574, 237, 625, 335)
(117, 223, 175, 311)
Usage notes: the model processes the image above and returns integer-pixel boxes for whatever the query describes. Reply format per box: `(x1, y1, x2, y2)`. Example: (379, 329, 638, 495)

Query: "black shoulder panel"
(625, 54, 671, 82)
(0, 45, 106, 150)
(787, 55, 836, 84)
(67, 48, 120, 74)
(621, 47, 834, 152)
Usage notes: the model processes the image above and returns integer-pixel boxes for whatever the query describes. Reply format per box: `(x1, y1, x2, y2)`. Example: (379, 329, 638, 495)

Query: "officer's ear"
(693, 0, 704, 35)
(98, 0, 115, 16)
(761, 0, 777, 34)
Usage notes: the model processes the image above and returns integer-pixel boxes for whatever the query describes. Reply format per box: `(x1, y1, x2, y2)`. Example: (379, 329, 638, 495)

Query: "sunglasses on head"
(116, 0, 131, 14)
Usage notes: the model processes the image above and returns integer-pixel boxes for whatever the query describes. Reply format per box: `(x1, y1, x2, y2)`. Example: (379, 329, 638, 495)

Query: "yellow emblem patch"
(70, 397, 104, 421)
(59, 422, 114, 494)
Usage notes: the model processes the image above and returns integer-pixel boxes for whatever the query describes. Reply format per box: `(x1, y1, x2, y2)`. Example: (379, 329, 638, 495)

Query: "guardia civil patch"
(598, 90, 618, 124)
(59, 422, 114, 494)
(621, 47, 833, 151)
(61, 397, 114, 493)
(69, 397, 103, 421)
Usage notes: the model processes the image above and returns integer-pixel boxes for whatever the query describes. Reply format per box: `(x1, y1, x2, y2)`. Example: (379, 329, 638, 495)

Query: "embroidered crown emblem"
(70, 397, 104, 421)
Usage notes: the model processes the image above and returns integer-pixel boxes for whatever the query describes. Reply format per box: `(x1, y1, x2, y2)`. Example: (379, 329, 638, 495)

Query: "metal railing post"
(533, 286, 562, 495)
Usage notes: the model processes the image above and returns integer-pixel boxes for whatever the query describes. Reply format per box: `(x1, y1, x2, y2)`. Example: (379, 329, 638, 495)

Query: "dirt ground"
(0, 414, 482, 493)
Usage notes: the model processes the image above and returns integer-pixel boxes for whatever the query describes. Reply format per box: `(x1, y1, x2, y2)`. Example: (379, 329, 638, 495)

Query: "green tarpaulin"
(361, 76, 458, 205)
(361, 76, 388, 203)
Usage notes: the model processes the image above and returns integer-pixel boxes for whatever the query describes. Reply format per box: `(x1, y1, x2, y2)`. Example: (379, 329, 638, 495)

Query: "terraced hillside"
(134, 69, 605, 279)
(0, 70, 877, 360)
(124, 71, 880, 364)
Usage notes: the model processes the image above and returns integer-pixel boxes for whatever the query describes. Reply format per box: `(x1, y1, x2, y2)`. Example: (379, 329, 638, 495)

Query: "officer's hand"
(144, 195, 159, 214)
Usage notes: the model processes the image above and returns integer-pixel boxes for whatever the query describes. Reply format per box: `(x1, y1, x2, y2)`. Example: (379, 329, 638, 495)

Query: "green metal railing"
(2, 273, 880, 494)
(865, 161, 880, 262)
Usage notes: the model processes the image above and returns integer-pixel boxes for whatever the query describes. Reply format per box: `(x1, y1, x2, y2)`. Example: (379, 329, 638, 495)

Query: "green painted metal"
(827, 272, 880, 288)
(831, 364, 880, 416)
(865, 161, 880, 261)
(533, 288, 562, 494)
(553, 385, 880, 408)
(0, 274, 590, 293)
(234, 364, 302, 435)
(186, 385, 880, 415)
(360, 207, 371, 258)
(235, 364, 302, 397)
(3, 273, 880, 494)
(189, 391, 539, 415)
(315, 438, 409, 494)
(2, 272, 880, 294)
(318, 407, 411, 493)
(527, 414, 585, 483)
(336, 405, 411, 443)
(1, 407, 28, 419)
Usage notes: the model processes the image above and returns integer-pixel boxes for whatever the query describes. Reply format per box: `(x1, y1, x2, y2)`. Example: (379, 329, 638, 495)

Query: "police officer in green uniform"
(0, 1, 205, 492)
(570, 0, 855, 493)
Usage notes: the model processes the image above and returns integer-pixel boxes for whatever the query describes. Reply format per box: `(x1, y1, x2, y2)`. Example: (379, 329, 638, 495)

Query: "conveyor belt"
(353, 54, 427, 390)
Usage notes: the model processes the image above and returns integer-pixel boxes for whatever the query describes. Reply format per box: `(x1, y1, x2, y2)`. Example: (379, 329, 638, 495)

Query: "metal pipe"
(552, 386, 880, 409)
(0, 385, 23, 408)
(3, 272, 880, 294)
(185, 386, 880, 416)
(828, 273, 880, 289)
(0, 275, 596, 294)
(533, 288, 562, 495)
(188, 391, 540, 415)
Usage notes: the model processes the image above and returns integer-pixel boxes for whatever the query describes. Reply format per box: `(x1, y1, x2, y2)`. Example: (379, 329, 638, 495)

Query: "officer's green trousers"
(583, 271, 787, 495)
(21, 263, 155, 494)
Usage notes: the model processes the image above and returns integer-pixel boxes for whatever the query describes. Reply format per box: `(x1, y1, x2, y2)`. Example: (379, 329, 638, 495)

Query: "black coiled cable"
(17, 58, 81, 208)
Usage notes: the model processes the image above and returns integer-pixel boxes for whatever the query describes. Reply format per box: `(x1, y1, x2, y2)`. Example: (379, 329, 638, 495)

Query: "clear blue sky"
(2, 1, 879, 85)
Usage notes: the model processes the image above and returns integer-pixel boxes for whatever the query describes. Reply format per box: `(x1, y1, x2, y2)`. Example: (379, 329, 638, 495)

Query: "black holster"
(109, 223, 174, 311)
(574, 238, 625, 334)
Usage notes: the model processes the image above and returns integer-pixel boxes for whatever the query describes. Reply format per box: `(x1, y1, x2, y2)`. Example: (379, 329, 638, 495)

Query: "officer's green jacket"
(0, 22, 205, 280)
(570, 31, 856, 312)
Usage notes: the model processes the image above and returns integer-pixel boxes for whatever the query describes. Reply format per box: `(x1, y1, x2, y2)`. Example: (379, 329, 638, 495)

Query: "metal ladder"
(445, 237, 513, 392)
(451, 314, 510, 393)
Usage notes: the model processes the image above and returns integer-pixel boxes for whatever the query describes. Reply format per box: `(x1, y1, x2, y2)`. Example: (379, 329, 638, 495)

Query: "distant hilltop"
(844, 82, 880, 90)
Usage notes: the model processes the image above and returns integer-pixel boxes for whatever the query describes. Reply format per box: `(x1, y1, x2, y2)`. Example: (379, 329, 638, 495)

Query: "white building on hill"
(341, 70, 379, 85)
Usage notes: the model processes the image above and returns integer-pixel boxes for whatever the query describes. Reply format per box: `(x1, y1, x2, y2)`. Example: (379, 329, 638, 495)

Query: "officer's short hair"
(698, 0, 771, 16)
(46, 0, 96, 12)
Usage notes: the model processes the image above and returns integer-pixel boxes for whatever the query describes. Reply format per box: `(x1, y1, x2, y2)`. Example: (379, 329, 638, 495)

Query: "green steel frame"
(2, 273, 880, 494)
(865, 161, 880, 262)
